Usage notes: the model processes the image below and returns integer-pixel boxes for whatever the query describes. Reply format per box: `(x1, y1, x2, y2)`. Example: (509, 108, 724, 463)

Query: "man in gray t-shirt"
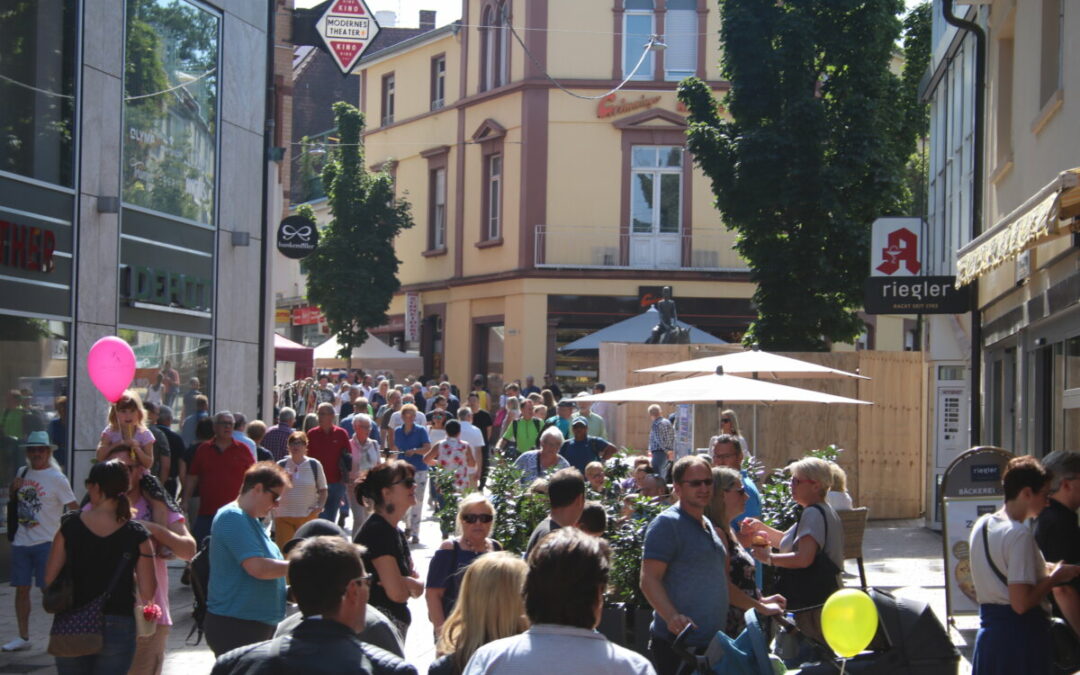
(641, 456, 728, 675)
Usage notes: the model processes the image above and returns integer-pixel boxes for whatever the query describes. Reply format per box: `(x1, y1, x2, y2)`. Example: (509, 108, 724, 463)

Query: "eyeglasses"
(721, 418, 733, 424)
(266, 487, 282, 504)
(288, 440, 307, 446)
(26, 447, 49, 453)
(680, 478, 714, 488)
(351, 574, 372, 589)
(726, 486, 747, 496)
(462, 513, 494, 524)
(790, 476, 816, 487)
(391, 478, 416, 489)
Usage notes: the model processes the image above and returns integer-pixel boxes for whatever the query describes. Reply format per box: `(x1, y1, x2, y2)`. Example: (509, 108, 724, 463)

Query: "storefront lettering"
(0, 219, 56, 273)
(120, 265, 209, 311)
(596, 93, 662, 119)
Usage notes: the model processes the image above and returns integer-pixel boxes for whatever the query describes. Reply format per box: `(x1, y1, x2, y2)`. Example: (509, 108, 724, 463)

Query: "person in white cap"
(4, 431, 77, 652)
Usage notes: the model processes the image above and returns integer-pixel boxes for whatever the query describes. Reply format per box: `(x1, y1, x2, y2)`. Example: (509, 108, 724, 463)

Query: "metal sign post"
(939, 446, 1013, 625)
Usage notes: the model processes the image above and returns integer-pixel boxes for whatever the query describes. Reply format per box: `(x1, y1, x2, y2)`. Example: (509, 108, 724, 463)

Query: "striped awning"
(956, 168, 1080, 287)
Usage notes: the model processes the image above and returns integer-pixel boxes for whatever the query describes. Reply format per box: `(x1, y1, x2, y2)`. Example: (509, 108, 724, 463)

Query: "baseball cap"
(571, 417, 588, 428)
(282, 518, 350, 556)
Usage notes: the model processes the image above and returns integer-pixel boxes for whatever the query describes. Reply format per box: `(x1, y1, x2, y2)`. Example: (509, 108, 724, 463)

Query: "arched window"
(496, 1, 510, 87)
(481, 6, 496, 91)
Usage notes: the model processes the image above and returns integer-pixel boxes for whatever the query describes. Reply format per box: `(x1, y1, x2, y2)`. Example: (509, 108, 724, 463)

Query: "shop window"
(0, 316, 70, 533)
(381, 73, 395, 126)
(483, 154, 502, 241)
(664, 0, 698, 81)
(122, 0, 220, 226)
(431, 55, 446, 110)
(623, 0, 655, 81)
(118, 329, 211, 431)
(0, 0, 77, 187)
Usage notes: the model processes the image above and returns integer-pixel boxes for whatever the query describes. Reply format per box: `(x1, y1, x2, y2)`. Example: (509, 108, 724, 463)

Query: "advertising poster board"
(674, 404, 693, 459)
(940, 447, 1013, 622)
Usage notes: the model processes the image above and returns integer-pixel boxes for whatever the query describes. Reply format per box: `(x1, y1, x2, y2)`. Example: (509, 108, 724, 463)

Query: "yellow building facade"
(356, 0, 753, 389)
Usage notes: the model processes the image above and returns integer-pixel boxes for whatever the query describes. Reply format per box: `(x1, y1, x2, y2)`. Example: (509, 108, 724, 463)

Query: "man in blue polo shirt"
(393, 404, 430, 544)
(559, 418, 616, 474)
(640, 455, 728, 675)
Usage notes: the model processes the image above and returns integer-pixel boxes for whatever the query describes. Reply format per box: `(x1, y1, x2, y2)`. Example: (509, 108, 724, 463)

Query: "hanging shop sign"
(316, 0, 381, 75)
(404, 292, 421, 342)
(276, 215, 319, 259)
(119, 265, 211, 311)
(292, 305, 324, 326)
(0, 219, 57, 273)
(597, 93, 662, 119)
(863, 217, 971, 314)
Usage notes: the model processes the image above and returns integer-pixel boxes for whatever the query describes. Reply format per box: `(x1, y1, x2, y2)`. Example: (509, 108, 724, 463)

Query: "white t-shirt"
(275, 457, 328, 518)
(969, 511, 1049, 609)
(826, 490, 853, 511)
(13, 466, 77, 547)
(459, 421, 486, 452)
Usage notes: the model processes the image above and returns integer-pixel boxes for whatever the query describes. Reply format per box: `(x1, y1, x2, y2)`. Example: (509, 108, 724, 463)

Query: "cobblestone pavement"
(0, 515, 973, 674)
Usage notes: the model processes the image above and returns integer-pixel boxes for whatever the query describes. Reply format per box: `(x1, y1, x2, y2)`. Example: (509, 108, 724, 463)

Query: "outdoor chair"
(839, 506, 869, 589)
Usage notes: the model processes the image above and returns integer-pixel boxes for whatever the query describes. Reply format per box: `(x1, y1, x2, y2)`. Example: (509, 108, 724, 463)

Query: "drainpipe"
(258, 0, 276, 420)
(942, 0, 985, 446)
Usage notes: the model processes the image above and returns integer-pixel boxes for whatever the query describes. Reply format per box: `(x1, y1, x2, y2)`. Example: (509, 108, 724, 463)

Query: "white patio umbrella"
(636, 348, 868, 380)
(577, 367, 871, 406)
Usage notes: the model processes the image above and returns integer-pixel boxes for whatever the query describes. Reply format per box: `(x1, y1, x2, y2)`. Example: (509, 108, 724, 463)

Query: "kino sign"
(316, 0, 380, 75)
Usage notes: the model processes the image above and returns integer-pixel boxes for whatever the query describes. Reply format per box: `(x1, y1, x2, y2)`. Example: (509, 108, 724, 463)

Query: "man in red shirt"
(183, 411, 255, 545)
(306, 402, 350, 521)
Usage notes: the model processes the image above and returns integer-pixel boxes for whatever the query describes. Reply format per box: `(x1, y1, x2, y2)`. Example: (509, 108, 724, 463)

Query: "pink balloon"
(87, 337, 136, 403)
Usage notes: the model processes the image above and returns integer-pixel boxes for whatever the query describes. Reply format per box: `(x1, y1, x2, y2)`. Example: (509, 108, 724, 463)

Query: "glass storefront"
(0, 316, 69, 539)
(120, 329, 211, 426)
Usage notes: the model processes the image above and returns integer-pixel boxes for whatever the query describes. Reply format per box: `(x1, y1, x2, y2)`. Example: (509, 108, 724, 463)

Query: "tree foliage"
(678, 0, 925, 350)
(304, 102, 414, 359)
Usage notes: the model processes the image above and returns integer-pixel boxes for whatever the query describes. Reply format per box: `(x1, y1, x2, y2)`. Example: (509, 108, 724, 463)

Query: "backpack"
(186, 535, 212, 645)
(277, 457, 324, 486)
(511, 418, 542, 450)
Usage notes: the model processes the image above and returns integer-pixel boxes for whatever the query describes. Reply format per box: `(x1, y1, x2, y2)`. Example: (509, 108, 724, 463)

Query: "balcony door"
(629, 145, 683, 268)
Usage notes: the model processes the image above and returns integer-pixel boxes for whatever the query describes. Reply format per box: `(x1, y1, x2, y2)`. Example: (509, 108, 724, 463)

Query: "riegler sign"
(863, 217, 970, 314)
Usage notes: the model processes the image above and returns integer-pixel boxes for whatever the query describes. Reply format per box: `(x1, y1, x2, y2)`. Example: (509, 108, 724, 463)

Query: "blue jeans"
(54, 614, 136, 675)
(193, 514, 214, 548)
(651, 450, 669, 480)
(320, 482, 346, 521)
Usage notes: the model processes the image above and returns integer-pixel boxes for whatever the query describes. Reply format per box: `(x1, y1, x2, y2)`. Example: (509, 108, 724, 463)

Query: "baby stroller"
(671, 609, 780, 675)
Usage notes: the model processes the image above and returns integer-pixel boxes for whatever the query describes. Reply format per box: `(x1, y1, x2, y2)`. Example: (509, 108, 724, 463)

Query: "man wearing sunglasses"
(640, 455, 729, 675)
(710, 434, 762, 539)
(212, 535, 416, 674)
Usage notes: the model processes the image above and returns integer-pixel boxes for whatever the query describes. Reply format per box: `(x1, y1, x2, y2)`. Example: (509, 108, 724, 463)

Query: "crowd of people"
(7, 367, 1079, 675)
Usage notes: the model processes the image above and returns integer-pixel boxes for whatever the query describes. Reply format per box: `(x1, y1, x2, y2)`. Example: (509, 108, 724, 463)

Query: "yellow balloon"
(820, 589, 879, 658)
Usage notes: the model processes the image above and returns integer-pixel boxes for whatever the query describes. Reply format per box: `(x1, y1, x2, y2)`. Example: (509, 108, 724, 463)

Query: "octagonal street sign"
(316, 0, 380, 75)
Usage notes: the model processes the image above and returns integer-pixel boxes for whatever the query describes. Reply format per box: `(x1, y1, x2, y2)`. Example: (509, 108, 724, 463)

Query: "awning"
(956, 168, 1080, 287)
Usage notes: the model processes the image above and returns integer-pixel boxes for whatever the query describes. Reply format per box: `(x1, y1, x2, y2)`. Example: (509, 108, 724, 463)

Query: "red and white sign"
(292, 305, 324, 326)
(316, 0, 381, 75)
(870, 217, 923, 277)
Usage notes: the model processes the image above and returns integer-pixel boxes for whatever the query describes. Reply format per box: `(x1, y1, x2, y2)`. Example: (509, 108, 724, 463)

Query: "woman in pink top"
(96, 390, 155, 469)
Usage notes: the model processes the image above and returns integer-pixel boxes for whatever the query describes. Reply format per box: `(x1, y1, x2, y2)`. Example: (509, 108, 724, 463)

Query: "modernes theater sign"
(863, 217, 970, 314)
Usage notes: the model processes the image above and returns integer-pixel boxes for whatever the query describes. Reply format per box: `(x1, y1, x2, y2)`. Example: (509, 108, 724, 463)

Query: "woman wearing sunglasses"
(705, 466, 785, 638)
(205, 462, 292, 657)
(425, 494, 502, 639)
(354, 460, 424, 638)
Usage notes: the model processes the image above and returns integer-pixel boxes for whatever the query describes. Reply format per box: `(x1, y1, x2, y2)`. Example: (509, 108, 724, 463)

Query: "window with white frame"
(484, 154, 502, 240)
(381, 73, 395, 126)
(623, 0, 655, 80)
(431, 55, 446, 109)
(430, 168, 446, 249)
(664, 0, 697, 81)
(630, 146, 682, 234)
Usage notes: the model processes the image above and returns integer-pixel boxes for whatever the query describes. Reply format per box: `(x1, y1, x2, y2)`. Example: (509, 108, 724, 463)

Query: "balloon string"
(839, 658, 847, 675)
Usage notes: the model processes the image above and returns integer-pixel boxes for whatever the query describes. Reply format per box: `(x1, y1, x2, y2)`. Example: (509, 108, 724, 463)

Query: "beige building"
(349, 0, 755, 389)
(941, 0, 1080, 455)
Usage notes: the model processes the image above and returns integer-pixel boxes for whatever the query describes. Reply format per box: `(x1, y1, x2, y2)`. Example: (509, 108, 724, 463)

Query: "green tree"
(678, 0, 924, 350)
(304, 102, 414, 358)
(899, 3, 932, 218)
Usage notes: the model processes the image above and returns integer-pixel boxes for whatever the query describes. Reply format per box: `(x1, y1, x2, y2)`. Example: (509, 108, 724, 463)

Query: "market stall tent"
(314, 333, 422, 380)
(274, 333, 314, 381)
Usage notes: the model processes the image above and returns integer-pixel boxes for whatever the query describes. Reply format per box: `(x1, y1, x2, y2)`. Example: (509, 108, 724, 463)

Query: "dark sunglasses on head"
(721, 418, 733, 424)
(267, 487, 282, 504)
(391, 478, 416, 489)
(681, 478, 714, 488)
(462, 513, 494, 524)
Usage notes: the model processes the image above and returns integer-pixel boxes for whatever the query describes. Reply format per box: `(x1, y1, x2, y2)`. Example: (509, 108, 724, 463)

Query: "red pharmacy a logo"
(876, 227, 921, 275)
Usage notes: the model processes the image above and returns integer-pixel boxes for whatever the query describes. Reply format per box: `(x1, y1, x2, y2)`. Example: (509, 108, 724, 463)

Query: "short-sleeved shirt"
(502, 417, 542, 451)
(355, 513, 414, 628)
(513, 450, 570, 485)
(232, 430, 259, 461)
(435, 437, 472, 491)
(464, 624, 655, 675)
(14, 466, 76, 547)
(584, 411, 607, 440)
(394, 424, 431, 473)
(208, 502, 286, 625)
(544, 415, 572, 438)
(188, 440, 255, 516)
(560, 436, 608, 474)
(275, 457, 328, 518)
(1034, 498, 1080, 567)
(730, 472, 762, 531)
(779, 502, 844, 571)
(101, 425, 156, 454)
(262, 423, 294, 461)
(62, 513, 149, 616)
(472, 409, 494, 448)
(643, 504, 729, 647)
(305, 425, 350, 483)
(970, 510, 1049, 609)
(525, 517, 561, 557)
(425, 538, 502, 616)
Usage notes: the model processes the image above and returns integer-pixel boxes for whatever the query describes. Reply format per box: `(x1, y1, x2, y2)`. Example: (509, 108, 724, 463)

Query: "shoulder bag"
(43, 511, 80, 614)
(48, 551, 133, 657)
(6, 466, 27, 542)
(772, 504, 841, 610)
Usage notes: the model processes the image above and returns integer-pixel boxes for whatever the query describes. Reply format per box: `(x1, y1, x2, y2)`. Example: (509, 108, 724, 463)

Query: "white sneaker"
(2, 637, 31, 651)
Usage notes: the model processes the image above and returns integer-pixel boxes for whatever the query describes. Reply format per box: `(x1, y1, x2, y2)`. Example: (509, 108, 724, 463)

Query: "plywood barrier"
(598, 344, 925, 519)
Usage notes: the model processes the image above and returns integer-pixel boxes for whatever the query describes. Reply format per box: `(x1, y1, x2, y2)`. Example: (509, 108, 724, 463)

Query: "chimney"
(419, 10, 436, 30)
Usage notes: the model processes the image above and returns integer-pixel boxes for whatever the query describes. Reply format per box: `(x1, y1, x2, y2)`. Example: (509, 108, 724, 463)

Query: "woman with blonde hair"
(96, 390, 155, 468)
(429, 552, 528, 674)
(825, 461, 854, 511)
(704, 466, 785, 637)
(719, 408, 751, 457)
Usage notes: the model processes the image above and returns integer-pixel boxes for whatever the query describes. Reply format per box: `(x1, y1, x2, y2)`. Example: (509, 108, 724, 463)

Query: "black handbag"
(773, 504, 841, 610)
(6, 466, 27, 542)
